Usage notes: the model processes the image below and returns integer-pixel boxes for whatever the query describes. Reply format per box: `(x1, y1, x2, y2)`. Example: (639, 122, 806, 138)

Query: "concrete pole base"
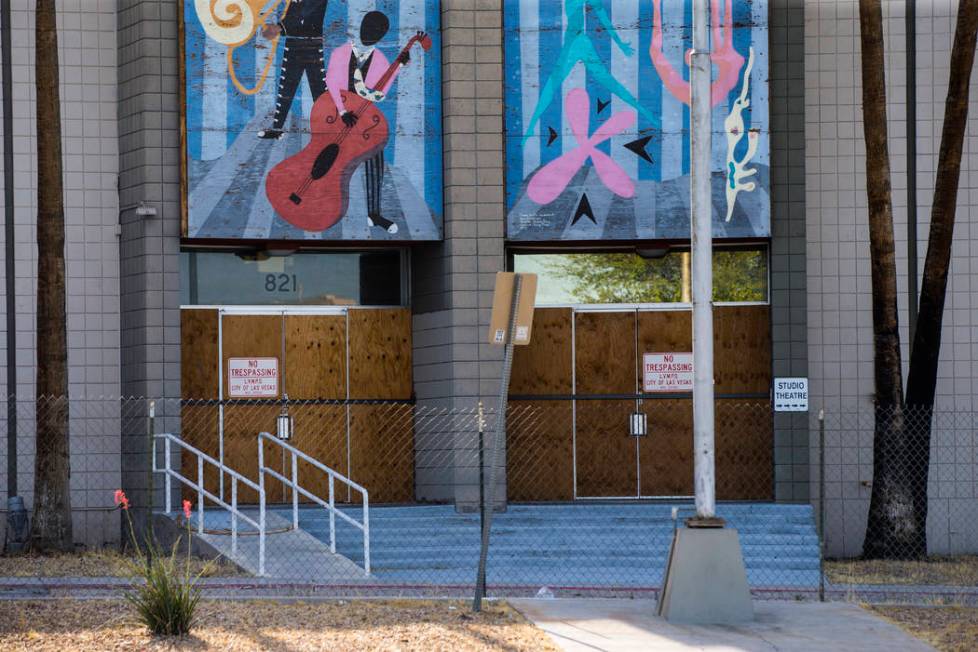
(657, 526, 754, 624)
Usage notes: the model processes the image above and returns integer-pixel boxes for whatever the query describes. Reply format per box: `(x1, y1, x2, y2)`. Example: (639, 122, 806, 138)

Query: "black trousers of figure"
(364, 151, 384, 218)
(272, 39, 326, 131)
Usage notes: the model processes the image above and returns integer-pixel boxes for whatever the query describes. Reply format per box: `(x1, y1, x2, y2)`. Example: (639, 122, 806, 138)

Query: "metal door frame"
(571, 305, 696, 501)
(209, 306, 352, 501)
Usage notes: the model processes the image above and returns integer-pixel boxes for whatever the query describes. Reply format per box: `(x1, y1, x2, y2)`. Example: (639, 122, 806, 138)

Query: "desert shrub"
(116, 491, 206, 636)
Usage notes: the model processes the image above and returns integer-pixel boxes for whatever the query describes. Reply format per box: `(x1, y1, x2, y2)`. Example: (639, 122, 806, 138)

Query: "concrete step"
(339, 553, 821, 573)
(330, 529, 820, 547)
(326, 503, 821, 589)
(315, 512, 817, 528)
(359, 567, 822, 589)
(191, 503, 821, 589)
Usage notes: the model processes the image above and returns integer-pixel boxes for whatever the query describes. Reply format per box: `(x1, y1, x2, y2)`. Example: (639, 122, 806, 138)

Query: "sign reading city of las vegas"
(227, 357, 279, 398)
(643, 352, 694, 393)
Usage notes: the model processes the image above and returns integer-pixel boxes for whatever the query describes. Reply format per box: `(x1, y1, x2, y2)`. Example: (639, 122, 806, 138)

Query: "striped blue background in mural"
(184, 0, 442, 241)
(504, 0, 770, 242)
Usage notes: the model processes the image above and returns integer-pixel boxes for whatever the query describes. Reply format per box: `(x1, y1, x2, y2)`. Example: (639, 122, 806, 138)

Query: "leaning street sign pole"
(474, 272, 537, 612)
(690, 0, 716, 521)
(657, 0, 752, 623)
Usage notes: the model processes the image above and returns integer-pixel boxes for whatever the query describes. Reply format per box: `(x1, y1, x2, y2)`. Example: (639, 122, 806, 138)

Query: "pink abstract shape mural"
(504, 0, 769, 242)
(649, 0, 745, 107)
(527, 88, 637, 204)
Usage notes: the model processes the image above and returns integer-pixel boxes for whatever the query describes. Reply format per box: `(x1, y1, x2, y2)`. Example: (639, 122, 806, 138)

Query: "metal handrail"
(152, 433, 266, 576)
(258, 432, 370, 575)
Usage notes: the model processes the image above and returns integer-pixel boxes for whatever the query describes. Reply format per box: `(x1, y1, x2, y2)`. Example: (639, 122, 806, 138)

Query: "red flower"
(182, 499, 192, 520)
(114, 489, 129, 510)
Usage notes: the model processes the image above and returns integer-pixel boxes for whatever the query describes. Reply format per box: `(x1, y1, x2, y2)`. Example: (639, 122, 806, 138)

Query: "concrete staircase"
(313, 502, 820, 590)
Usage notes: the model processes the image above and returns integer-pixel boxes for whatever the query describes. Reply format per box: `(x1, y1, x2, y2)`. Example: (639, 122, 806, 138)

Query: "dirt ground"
(0, 550, 239, 578)
(871, 605, 978, 652)
(825, 556, 978, 586)
(0, 599, 558, 651)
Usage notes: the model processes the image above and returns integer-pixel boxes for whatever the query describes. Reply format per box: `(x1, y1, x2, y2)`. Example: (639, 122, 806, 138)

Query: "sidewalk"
(510, 598, 935, 652)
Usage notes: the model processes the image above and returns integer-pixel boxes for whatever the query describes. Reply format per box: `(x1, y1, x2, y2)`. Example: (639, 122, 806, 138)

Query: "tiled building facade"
(0, 0, 975, 556)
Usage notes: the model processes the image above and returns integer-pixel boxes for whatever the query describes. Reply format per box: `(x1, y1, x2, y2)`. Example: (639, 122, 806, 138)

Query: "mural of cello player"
(266, 11, 429, 234)
(183, 1, 443, 241)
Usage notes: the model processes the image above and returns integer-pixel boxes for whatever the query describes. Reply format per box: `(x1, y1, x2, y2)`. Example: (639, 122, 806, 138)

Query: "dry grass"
(0, 550, 240, 578)
(0, 599, 558, 651)
(871, 605, 978, 652)
(825, 556, 978, 586)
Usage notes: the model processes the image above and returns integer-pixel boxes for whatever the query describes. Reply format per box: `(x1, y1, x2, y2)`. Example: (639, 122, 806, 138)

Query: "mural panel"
(504, 0, 769, 241)
(183, 0, 442, 241)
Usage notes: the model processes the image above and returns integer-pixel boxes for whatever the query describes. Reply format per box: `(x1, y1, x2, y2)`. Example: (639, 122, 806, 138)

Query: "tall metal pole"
(690, 0, 715, 519)
(3, 0, 19, 501)
(905, 0, 918, 346)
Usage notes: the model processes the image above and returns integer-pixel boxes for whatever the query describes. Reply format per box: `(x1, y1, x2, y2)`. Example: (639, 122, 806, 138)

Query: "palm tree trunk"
(906, 5, 978, 407)
(857, 0, 912, 559)
(31, 0, 72, 552)
(899, 0, 978, 556)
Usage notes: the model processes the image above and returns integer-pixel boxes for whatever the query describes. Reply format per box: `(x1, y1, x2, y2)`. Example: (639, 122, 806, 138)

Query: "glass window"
(513, 248, 768, 305)
(180, 250, 404, 306)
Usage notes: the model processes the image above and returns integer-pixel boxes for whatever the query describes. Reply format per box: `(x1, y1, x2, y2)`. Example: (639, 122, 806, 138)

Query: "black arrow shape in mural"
(624, 135, 654, 164)
(596, 98, 611, 114)
(547, 126, 558, 147)
(571, 193, 596, 226)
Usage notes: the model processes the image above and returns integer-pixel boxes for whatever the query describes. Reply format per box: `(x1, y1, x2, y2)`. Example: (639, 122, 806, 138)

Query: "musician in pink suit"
(325, 10, 409, 234)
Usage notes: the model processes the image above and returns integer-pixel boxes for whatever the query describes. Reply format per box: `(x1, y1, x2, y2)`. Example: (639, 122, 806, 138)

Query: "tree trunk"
(906, 5, 978, 407)
(898, 0, 978, 556)
(857, 0, 913, 559)
(31, 0, 72, 552)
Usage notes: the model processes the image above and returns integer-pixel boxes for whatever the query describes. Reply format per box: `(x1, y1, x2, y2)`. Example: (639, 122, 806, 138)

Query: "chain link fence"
(2, 396, 977, 603)
(817, 405, 978, 603)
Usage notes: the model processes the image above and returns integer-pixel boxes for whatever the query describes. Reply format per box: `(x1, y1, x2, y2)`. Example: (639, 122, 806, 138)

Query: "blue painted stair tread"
(179, 503, 819, 589)
(309, 503, 817, 589)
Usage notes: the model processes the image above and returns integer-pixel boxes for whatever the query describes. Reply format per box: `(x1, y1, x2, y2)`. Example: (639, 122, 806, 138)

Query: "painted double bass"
(265, 31, 432, 231)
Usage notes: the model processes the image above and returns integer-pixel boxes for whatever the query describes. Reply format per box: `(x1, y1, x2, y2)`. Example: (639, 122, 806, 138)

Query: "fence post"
(477, 401, 486, 599)
(146, 399, 156, 545)
(819, 407, 826, 602)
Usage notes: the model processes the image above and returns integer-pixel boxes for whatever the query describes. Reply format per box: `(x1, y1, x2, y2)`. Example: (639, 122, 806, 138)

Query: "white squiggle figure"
(724, 47, 760, 222)
(194, 0, 260, 46)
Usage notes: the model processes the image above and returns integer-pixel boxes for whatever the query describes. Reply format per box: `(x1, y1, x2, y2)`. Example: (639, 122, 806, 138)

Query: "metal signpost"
(473, 272, 536, 612)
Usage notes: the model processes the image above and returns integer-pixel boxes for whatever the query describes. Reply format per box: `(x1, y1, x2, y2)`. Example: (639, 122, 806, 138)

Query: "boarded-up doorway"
(180, 306, 413, 504)
(509, 305, 773, 501)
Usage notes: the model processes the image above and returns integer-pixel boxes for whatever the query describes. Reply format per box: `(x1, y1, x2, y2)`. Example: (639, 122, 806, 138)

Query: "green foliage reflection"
(524, 249, 767, 304)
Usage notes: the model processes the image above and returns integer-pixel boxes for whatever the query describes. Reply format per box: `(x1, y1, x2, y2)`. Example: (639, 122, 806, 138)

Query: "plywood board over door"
(222, 314, 283, 502)
(508, 308, 574, 501)
(347, 308, 414, 503)
(574, 311, 637, 497)
(180, 309, 220, 500)
(181, 309, 219, 400)
(636, 310, 694, 497)
(284, 314, 349, 502)
(713, 305, 771, 394)
(713, 305, 773, 500)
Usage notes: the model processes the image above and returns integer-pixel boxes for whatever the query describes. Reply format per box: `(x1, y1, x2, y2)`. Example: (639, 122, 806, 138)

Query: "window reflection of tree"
(526, 249, 767, 305)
